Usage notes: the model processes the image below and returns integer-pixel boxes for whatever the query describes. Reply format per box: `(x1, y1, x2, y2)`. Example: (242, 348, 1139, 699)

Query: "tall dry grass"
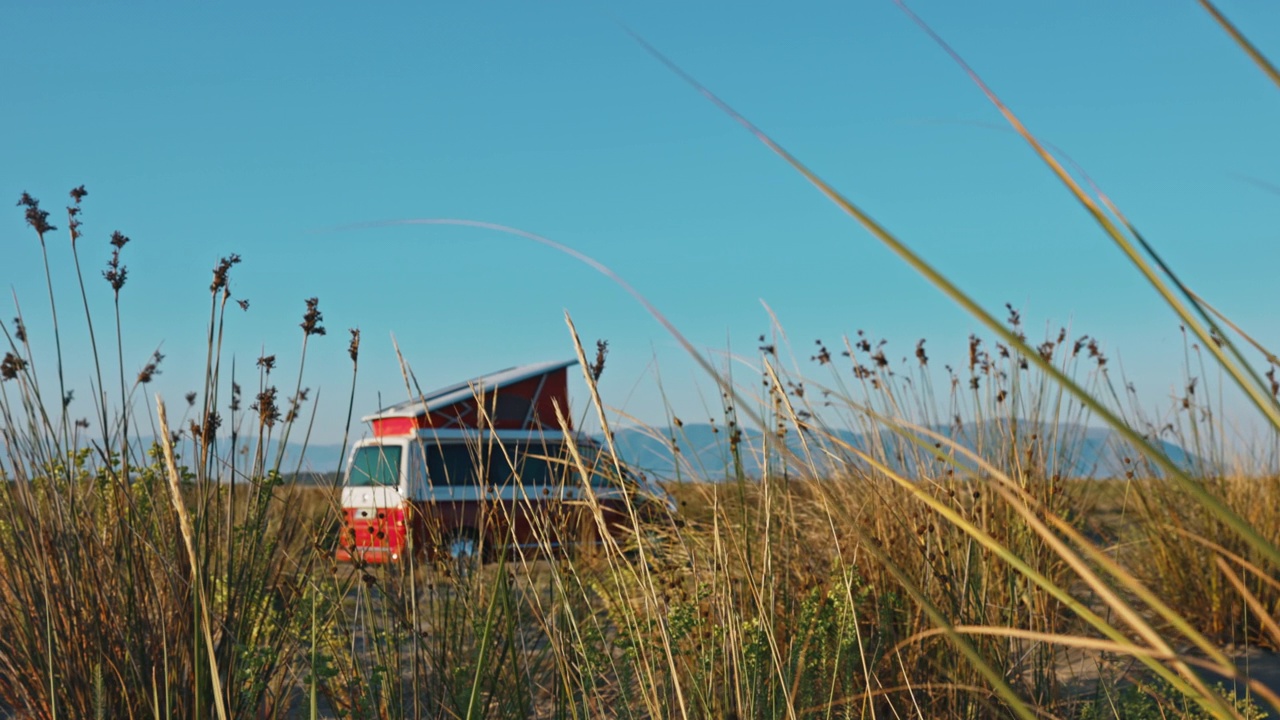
(5, 187, 1279, 718)
(292, 309, 1273, 719)
(3, 2, 1280, 718)
(1, 189, 337, 718)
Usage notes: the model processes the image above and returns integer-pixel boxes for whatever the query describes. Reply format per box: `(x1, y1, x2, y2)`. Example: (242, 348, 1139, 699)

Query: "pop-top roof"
(362, 359, 578, 423)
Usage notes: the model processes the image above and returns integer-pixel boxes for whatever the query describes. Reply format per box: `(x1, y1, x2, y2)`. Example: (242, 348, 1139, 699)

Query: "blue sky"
(3, 1, 1279, 446)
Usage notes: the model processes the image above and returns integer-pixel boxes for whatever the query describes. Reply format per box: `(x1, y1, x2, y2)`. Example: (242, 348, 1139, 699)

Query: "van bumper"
(334, 546, 402, 564)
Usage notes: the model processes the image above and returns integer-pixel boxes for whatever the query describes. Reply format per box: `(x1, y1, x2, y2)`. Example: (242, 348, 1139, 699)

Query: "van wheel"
(444, 528, 485, 572)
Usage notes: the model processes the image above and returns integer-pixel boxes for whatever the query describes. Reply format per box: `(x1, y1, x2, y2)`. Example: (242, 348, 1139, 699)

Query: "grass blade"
(1198, 0, 1280, 88)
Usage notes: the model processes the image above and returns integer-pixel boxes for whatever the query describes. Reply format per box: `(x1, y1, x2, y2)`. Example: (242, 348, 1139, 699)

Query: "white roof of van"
(362, 359, 578, 422)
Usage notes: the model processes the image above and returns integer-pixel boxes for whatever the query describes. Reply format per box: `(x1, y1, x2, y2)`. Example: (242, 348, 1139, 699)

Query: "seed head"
(253, 386, 281, 428)
(1005, 303, 1021, 327)
(590, 339, 608, 381)
(200, 410, 221, 442)
(103, 262, 128, 292)
(17, 192, 56, 236)
(210, 254, 241, 293)
(300, 297, 325, 337)
(104, 233, 131, 293)
(136, 350, 164, 384)
(811, 341, 831, 365)
(1, 352, 26, 381)
(256, 354, 276, 373)
(12, 318, 25, 343)
(67, 186, 88, 244)
(348, 328, 360, 364)
(285, 388, 311, 422)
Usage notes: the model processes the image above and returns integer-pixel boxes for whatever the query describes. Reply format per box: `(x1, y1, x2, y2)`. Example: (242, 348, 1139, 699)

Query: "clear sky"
(3, 1, 1279, 446)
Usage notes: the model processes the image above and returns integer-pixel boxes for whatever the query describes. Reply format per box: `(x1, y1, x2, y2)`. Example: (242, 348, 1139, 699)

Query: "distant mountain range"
(279, 420, 1204, 482)
(606, 422, 1204, 481)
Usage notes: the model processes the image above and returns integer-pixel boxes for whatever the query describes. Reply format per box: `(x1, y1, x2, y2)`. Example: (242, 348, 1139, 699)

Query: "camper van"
(335, 360, 673, 564)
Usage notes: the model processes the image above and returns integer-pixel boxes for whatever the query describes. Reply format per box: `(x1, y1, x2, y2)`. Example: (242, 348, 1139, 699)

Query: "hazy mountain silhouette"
(605, 422, 1203, 481)
(291, 420, 1203, 482)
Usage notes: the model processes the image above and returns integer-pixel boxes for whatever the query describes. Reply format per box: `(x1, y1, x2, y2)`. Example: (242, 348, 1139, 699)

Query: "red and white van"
(335, 360, 672, 564)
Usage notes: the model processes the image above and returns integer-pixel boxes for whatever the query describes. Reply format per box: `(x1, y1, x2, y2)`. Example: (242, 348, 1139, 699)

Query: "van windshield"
(347, 446, 402, 487)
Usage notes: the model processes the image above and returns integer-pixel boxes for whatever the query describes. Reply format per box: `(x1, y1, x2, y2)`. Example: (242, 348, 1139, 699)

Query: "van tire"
(444, 528, 486, 569)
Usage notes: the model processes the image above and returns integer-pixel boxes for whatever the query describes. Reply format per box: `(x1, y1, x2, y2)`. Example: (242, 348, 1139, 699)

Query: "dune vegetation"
(3, 2, 1280, 718)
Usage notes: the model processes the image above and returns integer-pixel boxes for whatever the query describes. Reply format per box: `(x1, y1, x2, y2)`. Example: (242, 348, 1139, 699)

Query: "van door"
(406, 440, 427, 501)
(419, 440, 485, 553)
(506, 440, 573, 552)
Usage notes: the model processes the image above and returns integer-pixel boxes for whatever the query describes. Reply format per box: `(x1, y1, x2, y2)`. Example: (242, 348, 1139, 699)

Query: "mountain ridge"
(279, 420, 1203, 482)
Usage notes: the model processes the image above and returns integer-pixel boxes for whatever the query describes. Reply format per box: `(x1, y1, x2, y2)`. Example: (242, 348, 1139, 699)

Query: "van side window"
(416, 440, 619, 487)
(515, 442, 556, 486)
(484, 442, 555, 486)
(578, 447, 621, 488)
(540, 443, 615, 487)
(425, 444, 479, 486)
